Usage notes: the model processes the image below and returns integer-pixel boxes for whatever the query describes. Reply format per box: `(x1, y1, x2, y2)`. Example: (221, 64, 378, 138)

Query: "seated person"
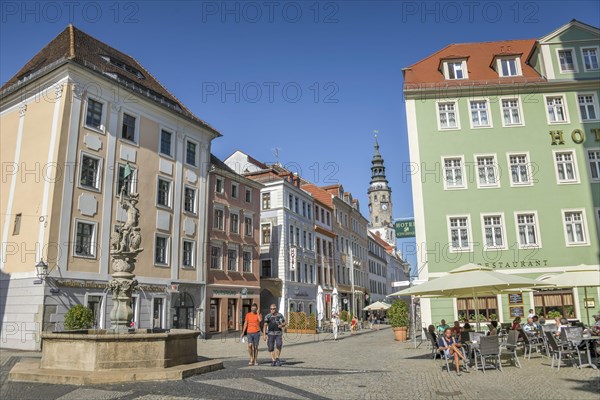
(523, 317, 538, 335)
(450, 321, 462, 338)
(427, 324, 438, 343)
(488, 321, 499, 336)
(462, 322, 473, 332)
(437, 328, 467, 375)
(555, 317, 568, 337)
(588, 314, 600, 335)
(436, 319, 450, 334)
(532, 315, 542, 330)
(511, 317, 522, 331)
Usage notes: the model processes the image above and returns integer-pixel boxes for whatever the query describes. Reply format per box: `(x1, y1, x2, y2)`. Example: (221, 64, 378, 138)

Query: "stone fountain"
(9, 188, 223, 385)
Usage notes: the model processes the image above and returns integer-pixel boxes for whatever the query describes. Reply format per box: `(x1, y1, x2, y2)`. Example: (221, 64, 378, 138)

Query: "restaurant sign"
(478, 259, 549, 269)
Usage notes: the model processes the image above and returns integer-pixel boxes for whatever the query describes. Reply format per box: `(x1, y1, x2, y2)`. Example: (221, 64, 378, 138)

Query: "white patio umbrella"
(536, 265, 600, 325)
(331, 288, 339, 316)
(389, 263, 550, 330)
(316, 285, 324, 329)
(363, 301, 391, 311)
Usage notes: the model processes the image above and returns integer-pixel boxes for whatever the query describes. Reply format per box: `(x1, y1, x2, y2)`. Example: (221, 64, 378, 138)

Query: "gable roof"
(301, 184, 333, 208)
(2, 25, 220, 136)
(539, 19, 600, 43)
(368, 230, 394, 252)
(403, 39, 543, 88)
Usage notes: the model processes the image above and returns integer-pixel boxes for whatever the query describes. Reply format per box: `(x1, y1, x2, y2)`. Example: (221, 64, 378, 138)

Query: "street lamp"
(35, 259, 49, 281)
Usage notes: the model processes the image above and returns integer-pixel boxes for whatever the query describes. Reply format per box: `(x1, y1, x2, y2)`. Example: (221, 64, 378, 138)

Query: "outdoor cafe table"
(573, 336, 599, 370)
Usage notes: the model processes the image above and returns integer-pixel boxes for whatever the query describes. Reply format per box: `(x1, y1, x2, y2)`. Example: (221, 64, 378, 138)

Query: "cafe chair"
(503, 329, 521, 368)
(477, 335, 503, 373)
(545, 331, 581, 370)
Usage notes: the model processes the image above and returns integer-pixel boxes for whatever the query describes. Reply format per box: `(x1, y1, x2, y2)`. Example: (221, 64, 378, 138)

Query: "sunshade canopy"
(363, 301, 391, 311)
(388, 263, 549, 297)
(537, 265, 600, 288)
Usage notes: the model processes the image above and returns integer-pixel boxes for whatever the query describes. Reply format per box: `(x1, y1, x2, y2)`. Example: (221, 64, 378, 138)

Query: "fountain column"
(109, 189, 143, 333)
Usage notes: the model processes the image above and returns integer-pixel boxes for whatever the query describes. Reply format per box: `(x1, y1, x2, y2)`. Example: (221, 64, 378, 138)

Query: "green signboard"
(395, 219, 415, 238)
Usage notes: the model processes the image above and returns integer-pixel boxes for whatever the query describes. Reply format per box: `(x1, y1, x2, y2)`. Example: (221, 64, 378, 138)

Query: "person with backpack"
(241, 303, 262, 366)
(262, 303, 286, 366)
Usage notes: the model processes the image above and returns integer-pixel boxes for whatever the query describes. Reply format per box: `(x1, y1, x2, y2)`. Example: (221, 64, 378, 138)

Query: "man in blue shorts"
(263, 303, 286, 366)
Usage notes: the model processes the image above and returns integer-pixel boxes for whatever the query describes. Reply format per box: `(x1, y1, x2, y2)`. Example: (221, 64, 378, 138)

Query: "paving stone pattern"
(1, 327, 598, 399)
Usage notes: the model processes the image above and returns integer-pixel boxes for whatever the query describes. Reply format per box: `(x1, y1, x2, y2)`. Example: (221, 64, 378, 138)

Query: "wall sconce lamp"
(35, 259, 49, 281)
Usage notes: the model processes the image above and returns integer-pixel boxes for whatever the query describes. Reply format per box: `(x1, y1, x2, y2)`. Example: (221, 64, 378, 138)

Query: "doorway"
(227, 299, 237, 331)
(209, 299, 219, 332)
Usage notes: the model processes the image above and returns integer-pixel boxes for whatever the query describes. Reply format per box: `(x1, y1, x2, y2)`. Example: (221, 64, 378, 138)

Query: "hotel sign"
(395, 219, 415, 238)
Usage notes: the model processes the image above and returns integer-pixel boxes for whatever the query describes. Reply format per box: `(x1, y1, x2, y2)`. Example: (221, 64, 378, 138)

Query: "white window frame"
(181, 239, 195, 269)
(210, 243, 223, 270)
(499, 96, 525, 127)
(469, 98, 493, 129)
(595, 207, 600, 237)
(120, 109, 140, 145)
(151, 295, 167, 329)
(441, 155, 467, 190)
(78, 151, 103, 192)
(227, 245, 238, 272)
(231, 182, 239, 199)
(84, 293, 107, 329)
(552, 149, 580, 184)
(513, 211, 542, 249)
(229, 211, 240, 234)
(115, 163, 137, 197)
(480, 212, 507, 250)
(213, 206, 225, 231)
(544, 94, 570, 124)
(576, 92, 600, 122)
(185, 138, 199, 167)
(580, 46, 600, 72)
(556, 48, 579, 73)
(158, 127, 175, 159)
(215, 176, 224, 194)
(154, 234, 170, 266)
(244, 215, 253, 237)
(496, 56, 522, 77)
(84, 96, 106, 133)
(443, 59, 468, 80)
(586, 147, 600, 183)
(73, 219, 98, 259)
(561, 208, 590, 247)
(436, 100, 460, 130)
(447, 214, 473, 253)
(506, 152, 533, 187)
(474, 153, 500, 188)
(183, 185, 197, 215)
(261, 222, 272, 245)
(262, 192, 271, 210)
(242, 248, 252, 273)
(156, 176, 173, 209)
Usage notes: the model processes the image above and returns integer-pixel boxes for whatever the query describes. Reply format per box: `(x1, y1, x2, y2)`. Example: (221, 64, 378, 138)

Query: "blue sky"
(2, 1, 599, 272)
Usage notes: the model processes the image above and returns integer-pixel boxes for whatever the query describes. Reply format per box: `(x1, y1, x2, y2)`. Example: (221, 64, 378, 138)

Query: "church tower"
(368, 132, 395, 247)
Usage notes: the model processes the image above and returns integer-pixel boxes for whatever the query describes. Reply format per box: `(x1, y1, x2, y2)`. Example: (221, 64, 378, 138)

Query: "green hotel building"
(403, 20, 600, 326)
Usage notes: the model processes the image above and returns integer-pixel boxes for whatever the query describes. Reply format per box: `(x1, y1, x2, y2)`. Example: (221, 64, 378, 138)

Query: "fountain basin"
(9, 329, 223, 385)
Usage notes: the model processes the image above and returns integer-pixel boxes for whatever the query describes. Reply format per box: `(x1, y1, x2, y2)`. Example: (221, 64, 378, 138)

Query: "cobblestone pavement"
(1, 326, 598, 399)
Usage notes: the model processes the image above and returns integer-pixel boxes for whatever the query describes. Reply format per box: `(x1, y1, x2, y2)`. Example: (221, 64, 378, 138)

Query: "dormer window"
(497, 57, 521, 77)
(443, 60, 468, 80)
(557, 49, 577, 73)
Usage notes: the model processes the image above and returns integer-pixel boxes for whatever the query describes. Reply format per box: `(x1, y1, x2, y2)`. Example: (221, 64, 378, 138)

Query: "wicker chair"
(503, 329, 521, 368)
(545, 331, 581, 370)
(520, 328, 545, 359)
(477, 335, 502, 372)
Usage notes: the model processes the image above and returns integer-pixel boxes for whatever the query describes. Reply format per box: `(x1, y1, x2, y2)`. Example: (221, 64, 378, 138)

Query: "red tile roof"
(2, 25, 220, 135)
(368, 231, 394, 252)
(301, 184, 333, 208)
(403, 39, 544, 88)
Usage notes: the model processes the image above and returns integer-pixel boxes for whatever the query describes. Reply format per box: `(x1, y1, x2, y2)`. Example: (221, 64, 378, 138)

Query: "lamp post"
(35, 259, 49, 281)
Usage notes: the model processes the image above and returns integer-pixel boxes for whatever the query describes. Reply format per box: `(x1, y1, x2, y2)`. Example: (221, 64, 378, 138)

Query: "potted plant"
(63, 304, 94, 331)
(388, 300, 409, 341)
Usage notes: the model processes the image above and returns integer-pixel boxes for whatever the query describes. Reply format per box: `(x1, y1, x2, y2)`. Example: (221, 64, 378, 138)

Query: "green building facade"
(404, 20, 600, 327)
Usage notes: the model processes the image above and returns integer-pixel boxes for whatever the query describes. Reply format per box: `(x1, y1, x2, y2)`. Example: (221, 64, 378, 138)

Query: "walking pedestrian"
(241, 303, 262, 366)
(332, 313, 340, 341)
(263, 303, 286, 367)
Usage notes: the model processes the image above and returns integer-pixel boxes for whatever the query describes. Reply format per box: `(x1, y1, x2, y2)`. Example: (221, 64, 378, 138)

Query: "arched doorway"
(173, 292, 195, 329)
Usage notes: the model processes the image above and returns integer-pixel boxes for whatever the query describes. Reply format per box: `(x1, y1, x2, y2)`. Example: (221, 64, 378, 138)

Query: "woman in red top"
(351, 316, 357, 334)
(511, 317, 522, 330)
(450, 321, 462, 338)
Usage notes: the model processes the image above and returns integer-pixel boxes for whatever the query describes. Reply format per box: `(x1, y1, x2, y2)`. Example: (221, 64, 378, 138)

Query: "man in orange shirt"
(241, 303, 262, 365)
